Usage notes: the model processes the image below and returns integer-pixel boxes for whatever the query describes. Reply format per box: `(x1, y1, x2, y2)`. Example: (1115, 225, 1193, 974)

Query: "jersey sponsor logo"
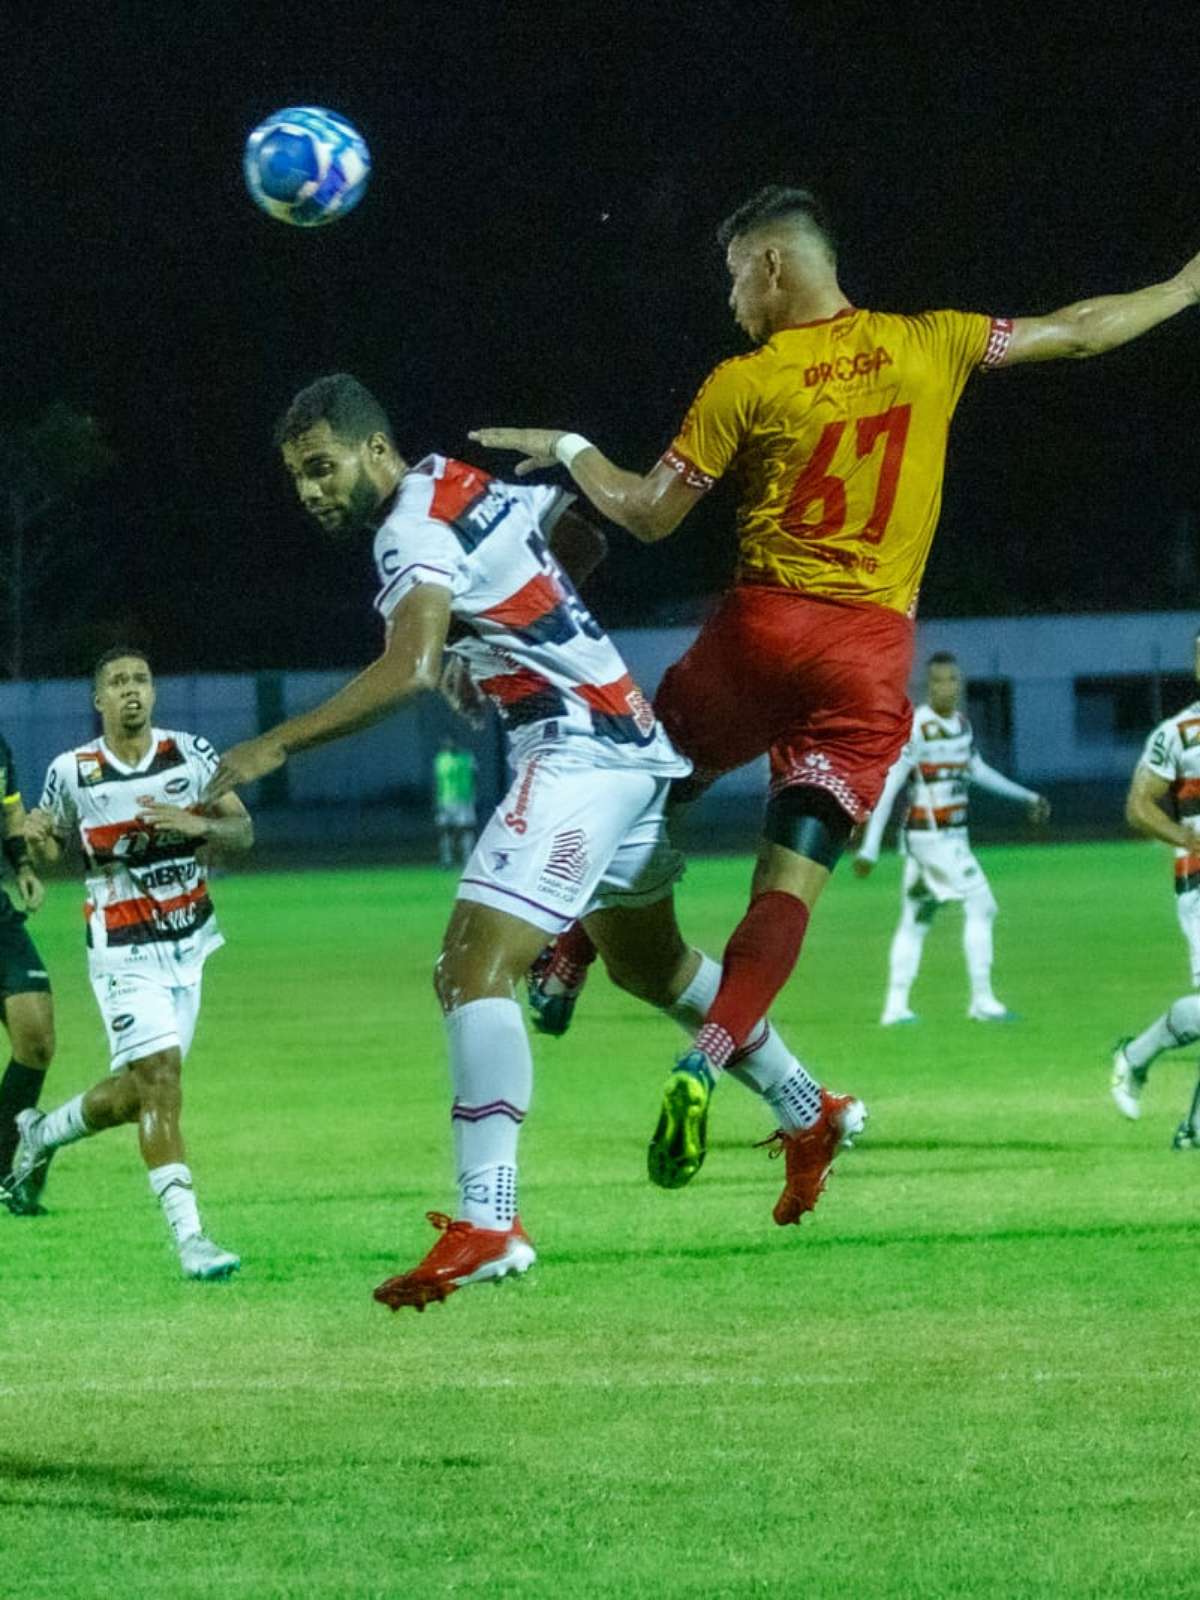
(805, 541, 879, 576)
(503, 755, 542, 836)
(111, 1013, 136, 1033)
(164, 777, 189, 795)
(804, 347, 894, 387)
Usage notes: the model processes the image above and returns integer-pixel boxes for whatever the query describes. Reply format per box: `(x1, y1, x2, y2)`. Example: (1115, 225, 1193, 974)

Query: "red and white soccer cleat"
(373, 1211, 536, 1312)
(757, 1089, 867, 1226)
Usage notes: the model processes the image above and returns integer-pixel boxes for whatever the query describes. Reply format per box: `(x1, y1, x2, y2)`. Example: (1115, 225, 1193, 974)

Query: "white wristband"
(554, 432, 594, 469)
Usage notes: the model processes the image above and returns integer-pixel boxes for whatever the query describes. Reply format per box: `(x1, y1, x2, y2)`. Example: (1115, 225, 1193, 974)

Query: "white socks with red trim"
(666, 954, 822, 1130)
(445, 997, 531, 1230)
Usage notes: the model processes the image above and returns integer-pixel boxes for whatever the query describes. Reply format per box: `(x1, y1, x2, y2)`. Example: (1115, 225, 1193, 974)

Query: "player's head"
(93, 647, 155, 735)
(275, 374, 406, 537)
(717, 186, 839, 343)
(926, 651, 962, 715)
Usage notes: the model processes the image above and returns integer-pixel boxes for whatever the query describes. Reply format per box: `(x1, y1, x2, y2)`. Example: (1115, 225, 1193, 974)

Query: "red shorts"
(654, 585, 914, 822)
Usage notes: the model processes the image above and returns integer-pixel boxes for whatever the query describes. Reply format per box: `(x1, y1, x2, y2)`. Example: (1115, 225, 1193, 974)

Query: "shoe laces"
(754, 1130, 786, 1159)
(425, 1211, 475, 1237)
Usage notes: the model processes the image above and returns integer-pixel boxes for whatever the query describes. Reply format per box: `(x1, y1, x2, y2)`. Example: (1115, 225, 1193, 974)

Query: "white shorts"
(91, 967, 204, 1071)
(1176, 888, 1200, 987)
(457, 748, 685, 935)
(902, 831, 995, 909)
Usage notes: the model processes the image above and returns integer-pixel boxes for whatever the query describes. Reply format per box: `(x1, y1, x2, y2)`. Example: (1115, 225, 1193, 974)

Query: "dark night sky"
(4, 0, 1200, 676)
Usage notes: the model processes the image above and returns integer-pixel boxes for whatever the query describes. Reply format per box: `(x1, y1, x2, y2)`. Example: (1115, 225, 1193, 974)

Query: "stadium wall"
(1, 609, 1194, 860)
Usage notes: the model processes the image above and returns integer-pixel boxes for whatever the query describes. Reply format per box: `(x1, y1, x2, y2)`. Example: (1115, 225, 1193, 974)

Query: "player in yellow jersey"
(474, 184, 1200, 1196)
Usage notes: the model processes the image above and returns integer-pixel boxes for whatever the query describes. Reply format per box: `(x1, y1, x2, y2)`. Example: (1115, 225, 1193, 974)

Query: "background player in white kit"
(8, 650, 252, 1279)
(209, 374, 858, 1312)
(1111, 630, 1200, 1147)
(854, 652, 1050, 1024)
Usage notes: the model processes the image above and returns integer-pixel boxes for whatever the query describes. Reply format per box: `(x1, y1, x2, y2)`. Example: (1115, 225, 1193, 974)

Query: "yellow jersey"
(663, 307, 1011, 616)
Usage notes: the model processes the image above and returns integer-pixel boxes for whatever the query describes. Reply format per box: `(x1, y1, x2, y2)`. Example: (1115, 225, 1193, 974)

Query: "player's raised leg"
(373, 900, 546, 1313)
(1111, 993, 1200, 1121)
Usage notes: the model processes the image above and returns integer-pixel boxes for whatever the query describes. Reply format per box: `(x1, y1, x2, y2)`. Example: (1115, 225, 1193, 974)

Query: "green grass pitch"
(3, 841, 1199, 1598)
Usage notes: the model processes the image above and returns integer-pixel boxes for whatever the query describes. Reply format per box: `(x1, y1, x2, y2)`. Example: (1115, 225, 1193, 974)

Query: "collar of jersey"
(774, 306, 858, 332)
(99, 733, 159, 775)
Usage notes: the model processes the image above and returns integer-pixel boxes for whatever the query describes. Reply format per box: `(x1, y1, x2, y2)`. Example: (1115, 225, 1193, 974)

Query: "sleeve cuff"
(660, 446, 716, 493)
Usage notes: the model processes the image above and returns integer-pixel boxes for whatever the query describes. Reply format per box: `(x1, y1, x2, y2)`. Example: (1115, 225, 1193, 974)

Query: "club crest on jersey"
(78, 756, 104, 786)
(1180, 719, 1200, 750)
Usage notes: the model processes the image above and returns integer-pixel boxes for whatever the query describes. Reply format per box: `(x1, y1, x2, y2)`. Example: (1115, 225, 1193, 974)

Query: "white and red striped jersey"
(1139, 700, 1200, 894)
(372, 455, 689, 777)
(39, 729, 224, 974)
(858, 703, 1037, 858)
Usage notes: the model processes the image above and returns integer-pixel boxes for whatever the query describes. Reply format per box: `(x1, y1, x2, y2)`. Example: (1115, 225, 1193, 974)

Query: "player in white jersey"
(1111, 631, 1200, 1147)
(208, 374, 860, 1312)
(7, 649, 253, 1279)
(854, 653, 1050, 1024)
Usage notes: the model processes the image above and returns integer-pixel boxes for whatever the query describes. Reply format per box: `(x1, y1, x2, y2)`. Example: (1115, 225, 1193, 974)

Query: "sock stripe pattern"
(451, 1099, 526, 1125)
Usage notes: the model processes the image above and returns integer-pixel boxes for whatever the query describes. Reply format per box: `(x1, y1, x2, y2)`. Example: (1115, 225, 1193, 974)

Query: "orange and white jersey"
(662, 307, 1011, 617)
(39, 728, 224, 975)
(1139, 701, 1200, 895)
(858, 704, 1036, 858)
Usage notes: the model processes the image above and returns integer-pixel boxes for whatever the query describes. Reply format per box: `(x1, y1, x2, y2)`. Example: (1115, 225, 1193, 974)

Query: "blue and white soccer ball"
(243, 106, 371, 228)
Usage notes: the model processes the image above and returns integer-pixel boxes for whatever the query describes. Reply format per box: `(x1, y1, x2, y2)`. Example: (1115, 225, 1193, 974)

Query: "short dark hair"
(716, 185, 837, 259)
(93, 645, 151, 688)
(274, 373, 395, 450)
(927, 651, 959, 668)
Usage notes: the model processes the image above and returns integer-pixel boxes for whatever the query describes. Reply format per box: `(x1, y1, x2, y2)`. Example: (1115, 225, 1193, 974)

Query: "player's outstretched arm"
(469, 428, 705, 543)
(1002, 250, 1200, 365)
(1125, 765, 1195, 850)
(207, 585, 451, 798)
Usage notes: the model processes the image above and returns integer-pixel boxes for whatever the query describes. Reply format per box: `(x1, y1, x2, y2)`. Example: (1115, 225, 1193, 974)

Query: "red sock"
(548, 921, 598, 991)
(696, 891, 811, 1069)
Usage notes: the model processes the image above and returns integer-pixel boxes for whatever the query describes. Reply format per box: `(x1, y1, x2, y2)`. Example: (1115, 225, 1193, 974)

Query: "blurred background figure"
(433, 738, 478, 868)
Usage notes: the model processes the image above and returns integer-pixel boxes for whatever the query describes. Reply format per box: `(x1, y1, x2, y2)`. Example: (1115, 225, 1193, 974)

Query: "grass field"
(3, 841, 1199, 1599)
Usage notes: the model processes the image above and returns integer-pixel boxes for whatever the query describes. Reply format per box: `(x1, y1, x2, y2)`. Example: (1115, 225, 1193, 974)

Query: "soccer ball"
(243, 106, 371, 227)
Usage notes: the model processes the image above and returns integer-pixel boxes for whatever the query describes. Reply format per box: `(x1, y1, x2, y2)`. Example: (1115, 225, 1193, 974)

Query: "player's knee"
(130, 1049, 182, 1103)
(966, 889, 997, 923)
(12, 1025, 55, 1071)
(1169, 994, 1200, 1044)
(764, 785, 853, 869)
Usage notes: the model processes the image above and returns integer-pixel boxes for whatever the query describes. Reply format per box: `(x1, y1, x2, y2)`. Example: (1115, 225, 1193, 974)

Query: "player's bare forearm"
(1125, 781, 1195, 850)
(22, 808, 63, 865)
(281, 652, 439, 756)
(1006, 266, 1199, 364)
(469, 428, 703, 542)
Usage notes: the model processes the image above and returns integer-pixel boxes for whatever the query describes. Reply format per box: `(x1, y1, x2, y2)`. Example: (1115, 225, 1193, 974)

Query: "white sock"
(148, 1162, 202, 1247)
(666, 953, 822, 1129)
(37, 1092, 92, 1152)
(964, 895, 999, 1008)
(446, 997, 531, 1229)
(1126, 994, 1200, 1072)
(885, 901, 932, 1013)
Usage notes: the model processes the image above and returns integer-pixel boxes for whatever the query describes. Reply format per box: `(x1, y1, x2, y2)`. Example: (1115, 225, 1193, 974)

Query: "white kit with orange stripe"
(39, 729, 223, 977)
(858, 703, 1037, 904)
(1138, 701, 1200, 983)
(372, 455, 691, 934)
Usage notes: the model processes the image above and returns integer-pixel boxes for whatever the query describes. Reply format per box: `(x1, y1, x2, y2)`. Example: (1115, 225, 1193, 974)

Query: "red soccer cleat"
(373, 1211, 536, 1312)
(757, 1090, 867, 1226)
